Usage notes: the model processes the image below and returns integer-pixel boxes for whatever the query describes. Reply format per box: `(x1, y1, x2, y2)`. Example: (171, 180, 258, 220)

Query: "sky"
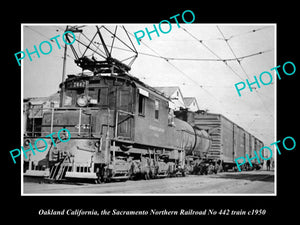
(22, 24, 275, 146)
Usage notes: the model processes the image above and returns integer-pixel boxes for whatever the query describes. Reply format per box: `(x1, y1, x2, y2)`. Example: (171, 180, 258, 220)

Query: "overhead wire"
(24, 26, 75, 60)
(25, 25, 274, 142)
(180, 26, 274, 138)
(57, 25, 228, 109)
(227, 26, 272, 41)
(126, 28, 275, 125)
(180, 26, 256, 126)
(165, 50, 272, 62)
(181, 27, 245, 81)
(215, 25, 274, 138)
(216, 25, 273, 115)
(76, 25, 271, 63)
(24, 26, 56, 42)
(216, 26, 251, 79)
(126, 30, 240, 116)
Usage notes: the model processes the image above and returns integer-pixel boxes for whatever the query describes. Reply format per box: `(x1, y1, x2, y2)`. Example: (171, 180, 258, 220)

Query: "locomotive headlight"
(60, 132, 69, 141)
(77, 95, 88, 107)
(24, 139, 30, 146)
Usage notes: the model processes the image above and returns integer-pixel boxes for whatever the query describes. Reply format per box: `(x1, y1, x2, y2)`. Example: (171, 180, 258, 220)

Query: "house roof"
(25, 92, 60, 104)
(153, 86, 180, 97)
(183, 97, 195, 106)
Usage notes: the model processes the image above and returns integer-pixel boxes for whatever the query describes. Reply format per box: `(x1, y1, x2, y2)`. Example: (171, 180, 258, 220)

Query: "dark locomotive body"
(23, 73, 212, 181)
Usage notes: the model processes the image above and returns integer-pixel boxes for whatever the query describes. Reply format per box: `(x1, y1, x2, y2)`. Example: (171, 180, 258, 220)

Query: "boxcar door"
(116, 87, 133, 140)
(233, 124, 238, 161)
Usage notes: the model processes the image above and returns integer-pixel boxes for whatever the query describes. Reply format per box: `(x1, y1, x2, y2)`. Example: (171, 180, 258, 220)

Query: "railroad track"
(23, 170, 275, 195)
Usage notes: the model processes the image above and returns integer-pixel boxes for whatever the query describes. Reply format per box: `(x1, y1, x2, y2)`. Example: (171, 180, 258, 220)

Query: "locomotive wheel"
(104, 177, 111, 183)
(103, 168, 112, 183)
(95, 177, 102, 184)
(149, 171, 155, 179)
(144, 172, 150, 180)
(120, 144, 132, 151)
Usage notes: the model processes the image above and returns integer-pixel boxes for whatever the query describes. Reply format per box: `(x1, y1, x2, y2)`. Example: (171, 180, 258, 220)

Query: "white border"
(21, 23, 277, 196)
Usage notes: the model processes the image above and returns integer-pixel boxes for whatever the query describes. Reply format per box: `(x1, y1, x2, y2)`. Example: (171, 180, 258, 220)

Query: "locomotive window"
(63, 91, 73, 106)
(154, 99, 159, 120)
(98, 87, 108, 105)
(138, 94, 145, 116)
(63, 89, 82, 106)
(119, 90, 130, 108)
(88, 88, 98, 103)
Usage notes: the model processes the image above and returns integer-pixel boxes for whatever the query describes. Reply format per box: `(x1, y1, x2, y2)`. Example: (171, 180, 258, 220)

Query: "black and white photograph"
(21, 23, 276, 195)
(3, 4, 298, 224)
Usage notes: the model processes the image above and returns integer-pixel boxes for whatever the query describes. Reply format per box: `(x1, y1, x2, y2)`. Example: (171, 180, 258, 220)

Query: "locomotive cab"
(58, 73, 135, 141)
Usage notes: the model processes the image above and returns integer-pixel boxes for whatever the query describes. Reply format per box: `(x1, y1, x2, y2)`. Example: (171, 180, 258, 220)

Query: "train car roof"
(61, 73, 171, 102)
(196, 112, 264, 144)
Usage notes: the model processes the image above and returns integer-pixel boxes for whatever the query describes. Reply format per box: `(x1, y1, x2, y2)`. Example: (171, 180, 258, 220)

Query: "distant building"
(24, 92, 60, 109)
(183, 97, 200, 112)
(154, 86, 186, 111)
(23, 92, 60, 135)
(154, 86, 200, 112)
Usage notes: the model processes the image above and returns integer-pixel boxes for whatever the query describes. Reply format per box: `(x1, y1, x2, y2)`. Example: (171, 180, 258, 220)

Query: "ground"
(23, 170, 274, 195)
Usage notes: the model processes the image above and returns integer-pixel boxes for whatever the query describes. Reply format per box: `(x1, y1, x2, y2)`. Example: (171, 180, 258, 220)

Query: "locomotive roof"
(61, 73, 171, 102)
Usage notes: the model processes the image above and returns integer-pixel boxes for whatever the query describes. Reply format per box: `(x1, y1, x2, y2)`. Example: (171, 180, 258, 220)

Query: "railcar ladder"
(48, 156, 70, 181)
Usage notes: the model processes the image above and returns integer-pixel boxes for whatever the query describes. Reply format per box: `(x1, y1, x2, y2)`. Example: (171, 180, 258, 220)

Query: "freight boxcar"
(186, 112, 264, 171)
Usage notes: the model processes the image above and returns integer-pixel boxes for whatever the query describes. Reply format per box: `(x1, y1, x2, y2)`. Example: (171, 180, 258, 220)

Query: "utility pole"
(60, 26, 68, 107)
(62, 25, 68, 84)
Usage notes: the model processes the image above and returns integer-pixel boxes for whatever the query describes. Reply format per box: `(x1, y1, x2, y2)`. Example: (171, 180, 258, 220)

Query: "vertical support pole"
(89, 115, 92, 138)
(23, 103, 28, 136)
(72, 157, 75, 172)
(114, 110, 118, 139)
(99, 136, 103, 152)
(232, 124, 235, 160)
(104, 108, 111, 165)
(32, 118, 35, 136)
(104, 139, 110, 164)
(28, 154, 32, 171)
(91, 155, 94, 173)
(180, 150, 183, 167)
(112, 141, 116, 167)
(61, 26, 68, 107)
(78, 108, 82, 135)
(244, 133, 246, 158)
(50, 107, 54, 134)
(153, 149, 157, 166)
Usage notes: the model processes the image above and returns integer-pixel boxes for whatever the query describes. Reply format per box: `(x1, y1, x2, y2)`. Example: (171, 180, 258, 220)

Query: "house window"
(138, 94, 145, 115)
(154, 100, 159, 119)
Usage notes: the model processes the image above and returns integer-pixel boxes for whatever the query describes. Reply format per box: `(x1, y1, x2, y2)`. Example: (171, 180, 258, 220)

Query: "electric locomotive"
(22, 25, 264, 183)
(23, 57, 211, 182)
